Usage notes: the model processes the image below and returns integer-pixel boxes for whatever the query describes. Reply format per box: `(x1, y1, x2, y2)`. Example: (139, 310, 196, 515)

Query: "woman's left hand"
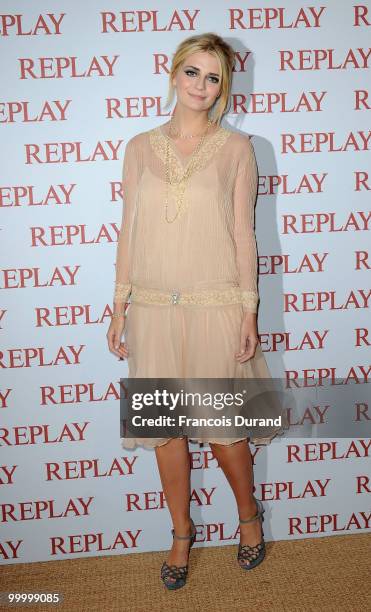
(235, 312, 258, 363)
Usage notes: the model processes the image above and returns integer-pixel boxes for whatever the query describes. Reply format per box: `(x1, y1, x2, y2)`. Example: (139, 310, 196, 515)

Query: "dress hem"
(120, 424, 289, 450)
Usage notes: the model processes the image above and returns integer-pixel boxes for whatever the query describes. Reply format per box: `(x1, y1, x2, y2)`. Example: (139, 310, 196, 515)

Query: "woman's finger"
(118, 343, 129, 357)
(107, 327, 126, 358)
(236, 335, 258, 362)
(236, 334, 247, 357)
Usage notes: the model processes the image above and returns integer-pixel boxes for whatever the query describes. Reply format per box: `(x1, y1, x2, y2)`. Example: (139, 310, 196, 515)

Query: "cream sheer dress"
(113, 123, 288, 449)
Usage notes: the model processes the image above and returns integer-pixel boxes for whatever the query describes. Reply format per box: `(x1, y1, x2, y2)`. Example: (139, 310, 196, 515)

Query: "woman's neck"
(169, 105, 211, 135)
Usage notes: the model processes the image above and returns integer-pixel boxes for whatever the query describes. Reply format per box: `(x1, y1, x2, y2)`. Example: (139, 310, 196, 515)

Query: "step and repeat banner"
(1, 1, 370, 564)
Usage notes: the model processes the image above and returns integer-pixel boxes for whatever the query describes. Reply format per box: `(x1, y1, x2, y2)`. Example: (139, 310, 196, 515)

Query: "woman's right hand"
(106, 316, 129, 360)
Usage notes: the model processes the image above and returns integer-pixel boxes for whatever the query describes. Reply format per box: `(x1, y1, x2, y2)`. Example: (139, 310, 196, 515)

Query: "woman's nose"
(195, 80, 205, 91)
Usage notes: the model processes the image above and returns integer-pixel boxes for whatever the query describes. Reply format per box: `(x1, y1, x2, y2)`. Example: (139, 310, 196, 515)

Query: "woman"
(107, 32, 287, 590)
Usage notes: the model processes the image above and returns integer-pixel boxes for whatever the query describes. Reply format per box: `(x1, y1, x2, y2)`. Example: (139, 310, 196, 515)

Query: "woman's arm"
(113, 137, 139, 315)
(233, 135, 260, 314)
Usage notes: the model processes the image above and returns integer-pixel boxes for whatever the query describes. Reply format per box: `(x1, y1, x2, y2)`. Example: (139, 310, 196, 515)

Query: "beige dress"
(113, 124, 288, 449)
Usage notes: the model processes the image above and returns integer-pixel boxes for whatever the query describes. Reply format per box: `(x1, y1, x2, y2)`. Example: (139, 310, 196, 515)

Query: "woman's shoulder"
(224, 127, 255, 151)
(125, 130, 148, 150)
(224, 129, 257, 171)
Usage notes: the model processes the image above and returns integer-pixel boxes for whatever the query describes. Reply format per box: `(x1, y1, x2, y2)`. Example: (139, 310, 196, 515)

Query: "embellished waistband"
(130, 284, 244, 307)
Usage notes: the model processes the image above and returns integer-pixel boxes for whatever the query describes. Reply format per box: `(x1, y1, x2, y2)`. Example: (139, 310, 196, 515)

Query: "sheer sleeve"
(113, 137, 139, 309)
(233, 135, 260, 314)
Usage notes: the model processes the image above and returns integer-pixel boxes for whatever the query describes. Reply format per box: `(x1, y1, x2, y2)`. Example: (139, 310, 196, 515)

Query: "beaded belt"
(130, 285, 256, 308)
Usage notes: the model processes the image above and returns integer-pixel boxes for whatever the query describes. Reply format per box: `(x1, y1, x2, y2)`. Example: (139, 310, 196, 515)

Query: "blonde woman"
(107, 32, 286, 590)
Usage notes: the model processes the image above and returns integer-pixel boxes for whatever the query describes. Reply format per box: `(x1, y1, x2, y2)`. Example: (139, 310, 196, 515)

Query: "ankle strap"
(171, 519, 195, 540)
(172, 531, 193, 540)
(239, 499, 264, 524)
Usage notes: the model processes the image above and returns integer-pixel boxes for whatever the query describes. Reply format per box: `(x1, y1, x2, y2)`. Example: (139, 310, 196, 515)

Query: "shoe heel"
(161, 518, 196, 590)
(237, 497, 266, 571)
(257, 499, 265, 523)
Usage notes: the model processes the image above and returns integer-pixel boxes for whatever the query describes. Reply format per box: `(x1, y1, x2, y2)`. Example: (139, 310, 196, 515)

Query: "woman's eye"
(184, 69, 219, 84)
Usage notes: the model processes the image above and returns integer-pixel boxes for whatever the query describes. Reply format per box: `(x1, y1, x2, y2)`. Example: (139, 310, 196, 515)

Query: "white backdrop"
(1, 0, 370, 564)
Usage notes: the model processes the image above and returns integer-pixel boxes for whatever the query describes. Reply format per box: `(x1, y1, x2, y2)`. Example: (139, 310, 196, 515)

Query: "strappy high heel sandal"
(160, 518, 197, 590)
(237, 497, 266, 571)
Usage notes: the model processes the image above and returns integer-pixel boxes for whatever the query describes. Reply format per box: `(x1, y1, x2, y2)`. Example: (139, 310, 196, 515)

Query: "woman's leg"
(209, 439, 263, 546)
(155, 437, 193, 567)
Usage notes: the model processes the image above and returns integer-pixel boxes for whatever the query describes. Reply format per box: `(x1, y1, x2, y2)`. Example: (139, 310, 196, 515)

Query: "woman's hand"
(235, 311, 258, 363)
(107, 316, 129, 360)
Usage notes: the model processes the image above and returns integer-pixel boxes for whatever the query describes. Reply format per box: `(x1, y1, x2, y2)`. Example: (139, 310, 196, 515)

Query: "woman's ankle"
(172, 517, 193, 536)
(238, 497, 258, 521)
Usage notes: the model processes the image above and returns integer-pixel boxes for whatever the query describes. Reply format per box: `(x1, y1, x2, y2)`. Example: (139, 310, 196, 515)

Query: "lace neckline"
(158, 123, 223, 160)
(149, 124, 232, 176)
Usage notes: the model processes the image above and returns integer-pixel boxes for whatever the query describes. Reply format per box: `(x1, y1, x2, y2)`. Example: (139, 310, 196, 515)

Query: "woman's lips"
(189, 93, 206, 100)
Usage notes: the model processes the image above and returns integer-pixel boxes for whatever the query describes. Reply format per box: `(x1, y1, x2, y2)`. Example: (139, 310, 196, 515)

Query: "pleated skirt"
(120, 301, 288, 450)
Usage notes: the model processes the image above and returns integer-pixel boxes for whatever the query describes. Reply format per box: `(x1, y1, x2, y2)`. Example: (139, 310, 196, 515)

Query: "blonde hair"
(163, 32, 235, 126)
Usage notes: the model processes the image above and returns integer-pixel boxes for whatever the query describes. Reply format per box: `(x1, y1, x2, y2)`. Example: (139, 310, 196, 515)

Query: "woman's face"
(172, 51, 222, 113)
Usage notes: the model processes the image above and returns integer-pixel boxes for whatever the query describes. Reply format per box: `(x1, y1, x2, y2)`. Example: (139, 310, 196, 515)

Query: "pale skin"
(107, 51, 262, 577)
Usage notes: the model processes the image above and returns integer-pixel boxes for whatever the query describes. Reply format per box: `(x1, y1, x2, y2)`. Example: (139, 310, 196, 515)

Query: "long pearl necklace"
(164, 116, 212, 223)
